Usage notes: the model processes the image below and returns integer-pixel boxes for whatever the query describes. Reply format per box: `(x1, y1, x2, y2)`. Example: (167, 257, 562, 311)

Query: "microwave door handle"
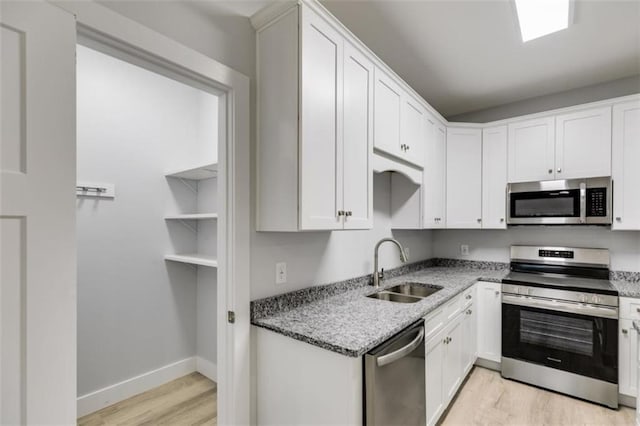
(580, 182, 587, 224)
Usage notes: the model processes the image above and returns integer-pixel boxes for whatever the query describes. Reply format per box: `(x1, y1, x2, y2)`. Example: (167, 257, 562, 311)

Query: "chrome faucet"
(373, 238, 408, 288)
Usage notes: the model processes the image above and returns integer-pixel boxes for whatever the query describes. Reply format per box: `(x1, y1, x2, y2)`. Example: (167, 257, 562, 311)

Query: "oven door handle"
(502, 294, 618, 319)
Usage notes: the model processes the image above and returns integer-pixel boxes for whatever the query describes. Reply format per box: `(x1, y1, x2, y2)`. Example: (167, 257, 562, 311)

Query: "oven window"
(520, 310, 594, 356)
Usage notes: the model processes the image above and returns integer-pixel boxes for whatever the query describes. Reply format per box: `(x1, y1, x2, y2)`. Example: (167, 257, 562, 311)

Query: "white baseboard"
(77, 357, 197, 417)
(196, 356, 218, 382)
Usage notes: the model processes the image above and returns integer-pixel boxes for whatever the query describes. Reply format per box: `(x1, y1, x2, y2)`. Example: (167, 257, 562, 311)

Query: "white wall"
(433, 228, 640, 272)
(250, 173, 434, 300)
(77, 45, 218, 395)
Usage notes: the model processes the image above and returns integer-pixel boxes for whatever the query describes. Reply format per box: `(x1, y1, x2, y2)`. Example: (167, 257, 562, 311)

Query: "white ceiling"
(321, 0, 640, 117)
(190, 0, 640, 117)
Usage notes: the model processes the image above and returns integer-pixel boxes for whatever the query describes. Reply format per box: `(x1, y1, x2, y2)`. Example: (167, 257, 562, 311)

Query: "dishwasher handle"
(376, 326, 424, 367)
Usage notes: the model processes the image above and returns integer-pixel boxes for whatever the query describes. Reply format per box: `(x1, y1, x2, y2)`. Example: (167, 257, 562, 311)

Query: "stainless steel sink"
(366, 291, 422, 303)
(386, 283, 443, 298)
(366, 283, 443, 303)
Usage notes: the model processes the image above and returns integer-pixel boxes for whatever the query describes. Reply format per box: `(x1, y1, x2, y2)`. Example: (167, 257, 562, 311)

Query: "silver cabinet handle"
(616, 217, 622, 221)
(345, 211, 352, 217)
(466, 294, 472, 300)
(406, 145, 410, 151)
(557, 168, 562, 173)
(466, 309, 472, 315)
(495, 291, 500, 295)
(622, 329, 628, 335)
(548, 169, 553, 174)
(636, 307, 640, 313)
(477, 218, 482, 223)
(337, 210, 344, 216)
(500, 218, 504, 222)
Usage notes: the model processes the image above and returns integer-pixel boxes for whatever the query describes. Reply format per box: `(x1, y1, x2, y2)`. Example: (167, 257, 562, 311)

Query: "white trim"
(52, 2, 251, 424)
(196, 357, 218, 382)
(76, 357, 197, 417)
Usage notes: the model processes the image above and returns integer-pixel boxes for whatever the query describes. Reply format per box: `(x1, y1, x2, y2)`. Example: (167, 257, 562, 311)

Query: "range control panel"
(538, 249, 574, 259)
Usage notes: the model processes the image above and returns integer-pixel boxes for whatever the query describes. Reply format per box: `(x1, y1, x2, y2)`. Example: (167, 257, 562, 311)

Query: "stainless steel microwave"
(507, 177, 612, 225)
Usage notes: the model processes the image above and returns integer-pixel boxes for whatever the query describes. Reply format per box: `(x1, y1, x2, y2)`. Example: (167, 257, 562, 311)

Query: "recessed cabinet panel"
(508, 117, 555, 183)
(342, 43, 373, 230)
(555, 106, 612, 180)
(612, 101, 640, 230)
(425, 332, 445, 426)
(446, 127, 482, 228)
(423, 119, 446, 228)
(299, 8, 343, 230)
(620, 318, 638, 397)
(401, 95, 426, 168)
(477, 281, 502, 363)
(443, 319, 463, 402)
(482, 126, 507, 229)
(374, 68, 402, 158)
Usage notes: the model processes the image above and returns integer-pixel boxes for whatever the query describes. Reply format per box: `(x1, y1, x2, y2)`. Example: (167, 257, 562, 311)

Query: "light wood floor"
(78, 373, 216, 426)
(442, 367, 635, 426)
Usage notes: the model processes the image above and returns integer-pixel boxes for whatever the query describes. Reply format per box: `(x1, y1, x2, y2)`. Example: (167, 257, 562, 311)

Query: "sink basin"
(386, 283, 443, 298)
(366, 291, 422, 303)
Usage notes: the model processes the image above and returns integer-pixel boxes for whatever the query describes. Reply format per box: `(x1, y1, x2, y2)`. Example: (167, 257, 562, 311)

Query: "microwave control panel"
(586, 188, 607, 217)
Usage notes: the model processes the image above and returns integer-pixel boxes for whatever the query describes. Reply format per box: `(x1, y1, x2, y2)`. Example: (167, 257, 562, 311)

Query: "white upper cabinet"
(400, 94, 426, 167)
(299, 7, 343, 230)
(508, 117, 555, 183)
(255, 5, 372, 231)
(423, 117, 447, 228)
(555, 106, 612, 179)
(446, 127, 482, 228)
(374, 67, 403, 158)
(342, 42, 374, 230)
(482, 126, 507, 229)
(612, 100, 640, 230)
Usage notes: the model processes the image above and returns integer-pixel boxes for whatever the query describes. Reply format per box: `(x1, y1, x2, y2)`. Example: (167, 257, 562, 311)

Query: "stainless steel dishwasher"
(364, 320, 425, 426)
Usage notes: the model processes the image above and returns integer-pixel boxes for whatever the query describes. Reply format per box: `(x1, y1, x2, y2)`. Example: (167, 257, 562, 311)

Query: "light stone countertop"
(252, 266, 508, 357)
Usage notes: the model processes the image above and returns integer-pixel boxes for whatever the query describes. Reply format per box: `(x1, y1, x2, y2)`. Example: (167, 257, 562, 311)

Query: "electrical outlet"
(275, 262, 287, 284)
(460, 245, 470, 256)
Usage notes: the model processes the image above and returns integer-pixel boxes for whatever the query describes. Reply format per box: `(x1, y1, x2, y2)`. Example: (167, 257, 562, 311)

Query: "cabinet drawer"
(621, 297, 640, 320)
(444, 295, 463, 321)
(424, 308, 445, 341)
(461, 286, 475, 306)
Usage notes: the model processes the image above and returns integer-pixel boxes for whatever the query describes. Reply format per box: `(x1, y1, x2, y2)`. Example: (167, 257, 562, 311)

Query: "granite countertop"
(252, 265, 508, 357)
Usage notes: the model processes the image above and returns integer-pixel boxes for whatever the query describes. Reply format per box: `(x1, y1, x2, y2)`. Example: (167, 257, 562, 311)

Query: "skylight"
(515, 0, 571, 42)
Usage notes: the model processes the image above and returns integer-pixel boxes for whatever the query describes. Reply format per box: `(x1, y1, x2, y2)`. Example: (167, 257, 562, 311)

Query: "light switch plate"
(275, 262, 287, 284)
(460, 245, 470, 256)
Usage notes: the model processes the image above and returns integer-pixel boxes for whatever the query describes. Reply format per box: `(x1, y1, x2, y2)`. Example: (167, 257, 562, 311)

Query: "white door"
(299, 7, 343, 230)
(476, 282, 502, 363)
(461, 304, 476, 375)
(508, 117, 555, 183)
(423, 119, 446, 228)
(620, 319, 638, 397)
(342, 42, 373, 230)
(612, 100, 640, 230)
(555, 106, 612, 179)
(482, 126, 508, 229)
(1, 2, 76, 423)
(443, 317, 463, 403)
(446, 127, 482, 229)
(400, 94, 426, 167)
(425, 332, 445, 426)
(373, 67, 402, 158)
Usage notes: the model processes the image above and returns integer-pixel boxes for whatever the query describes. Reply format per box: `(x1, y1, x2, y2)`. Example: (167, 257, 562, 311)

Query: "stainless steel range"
(501, 245, 619, 408)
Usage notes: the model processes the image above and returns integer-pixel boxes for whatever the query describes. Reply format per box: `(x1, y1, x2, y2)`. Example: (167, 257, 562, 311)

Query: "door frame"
(54, 2, 251, 424)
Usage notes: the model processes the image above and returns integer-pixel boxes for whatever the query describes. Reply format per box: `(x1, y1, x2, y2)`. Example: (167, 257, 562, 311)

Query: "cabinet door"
(423, 118, 446, 229)
(508, 117, 555, 183)
(443, 317, 463, 403)
(299, 8, 343, 230)
(612, 101, 640, 230)
(425, 332, 445, 426)
(461, 303, 477, 376)
(620, 319, 638, 397)
(555, 106, 612, 179)
(482, 126, 507, 229)
(476, 282, 502, 363)
(400, 94, 426, 167)
(342, 42, 373, 230)
(446, 127, 482, 228)
(374, 67, 402, 158)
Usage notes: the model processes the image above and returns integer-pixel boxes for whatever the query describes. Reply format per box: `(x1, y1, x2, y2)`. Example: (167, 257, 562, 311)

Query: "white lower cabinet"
(476, 281, 502, 363)
(620, 297, 640, 400)
(425, 289, 476, 426)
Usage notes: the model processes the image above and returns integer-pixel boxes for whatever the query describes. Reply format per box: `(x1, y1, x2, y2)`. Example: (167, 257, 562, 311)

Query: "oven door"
(502, 296, 618, 384)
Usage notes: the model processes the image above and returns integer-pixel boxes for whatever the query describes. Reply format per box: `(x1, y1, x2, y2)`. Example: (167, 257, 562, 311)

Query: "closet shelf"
(165, 163, 218, 180)
(164, 213, 218, 220)
(164, 254, 218, 268)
